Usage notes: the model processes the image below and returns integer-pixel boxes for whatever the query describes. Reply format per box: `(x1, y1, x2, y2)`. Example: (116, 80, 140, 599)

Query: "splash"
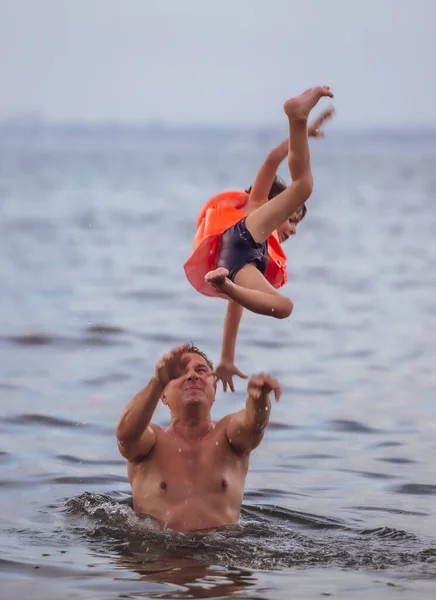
(65, 492, 436, 572)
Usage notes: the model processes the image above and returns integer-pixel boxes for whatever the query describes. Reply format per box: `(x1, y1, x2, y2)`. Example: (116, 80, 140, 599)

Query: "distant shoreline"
(1, 118, 436, 141)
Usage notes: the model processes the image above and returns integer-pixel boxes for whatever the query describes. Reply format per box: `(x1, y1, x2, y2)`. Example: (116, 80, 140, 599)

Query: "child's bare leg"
(246, 86, 333, 243)
(205, 265, 293, 319)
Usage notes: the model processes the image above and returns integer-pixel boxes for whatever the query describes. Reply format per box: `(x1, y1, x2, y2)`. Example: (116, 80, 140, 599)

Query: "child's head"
(245, 174, 287, 200)
(276, 203, 307, 243)
(246, 175, 307, 243)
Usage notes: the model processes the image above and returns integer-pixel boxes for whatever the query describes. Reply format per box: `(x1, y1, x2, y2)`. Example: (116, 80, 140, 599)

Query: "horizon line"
(0, 116, 436, 137)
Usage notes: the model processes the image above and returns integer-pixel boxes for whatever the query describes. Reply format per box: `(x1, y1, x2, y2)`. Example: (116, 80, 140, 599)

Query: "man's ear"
(161, 391, 168, 406)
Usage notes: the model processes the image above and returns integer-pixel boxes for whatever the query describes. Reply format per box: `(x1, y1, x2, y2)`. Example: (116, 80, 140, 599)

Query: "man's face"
(162, 353, 216, 413)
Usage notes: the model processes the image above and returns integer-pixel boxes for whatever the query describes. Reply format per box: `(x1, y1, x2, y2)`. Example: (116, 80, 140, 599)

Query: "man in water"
(117, 343, 281, 532)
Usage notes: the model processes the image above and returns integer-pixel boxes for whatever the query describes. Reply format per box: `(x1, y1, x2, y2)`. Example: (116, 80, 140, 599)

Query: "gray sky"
(0, 0, 435, 128)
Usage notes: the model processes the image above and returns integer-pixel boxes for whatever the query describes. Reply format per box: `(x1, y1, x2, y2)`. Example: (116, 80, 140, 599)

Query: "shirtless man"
(116, 343, 281, 532)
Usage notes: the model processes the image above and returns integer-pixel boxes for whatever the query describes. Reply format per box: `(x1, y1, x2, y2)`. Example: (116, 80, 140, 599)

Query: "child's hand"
(214, 360, 248, 392)
(308, 106, 336, 138)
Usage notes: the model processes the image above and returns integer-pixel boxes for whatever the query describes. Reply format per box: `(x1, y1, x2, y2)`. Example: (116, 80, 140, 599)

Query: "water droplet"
(178, 448, 182, 453)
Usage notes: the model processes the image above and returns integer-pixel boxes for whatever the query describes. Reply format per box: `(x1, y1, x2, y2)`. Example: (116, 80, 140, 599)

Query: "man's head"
(161, 344, 216, 417)
(246, 175, 307, 243)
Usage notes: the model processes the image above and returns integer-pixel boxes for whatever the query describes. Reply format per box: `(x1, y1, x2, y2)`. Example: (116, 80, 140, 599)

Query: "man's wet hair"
(185, 343, 214, 371)
(246, 174, 307, 223)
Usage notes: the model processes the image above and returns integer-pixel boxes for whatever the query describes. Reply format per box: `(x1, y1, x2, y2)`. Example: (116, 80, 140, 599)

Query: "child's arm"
(214, 301, 247, 392)
(246, 106, 335, 212)
(245, 139, 289, 211)
(307, 106, 335, 138)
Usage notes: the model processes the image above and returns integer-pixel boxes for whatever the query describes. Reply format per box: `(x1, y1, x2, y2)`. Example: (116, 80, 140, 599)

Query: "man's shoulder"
(214, 413, 236, 430)
(212, 413, 244, 444)
(148, 423, 167, 438)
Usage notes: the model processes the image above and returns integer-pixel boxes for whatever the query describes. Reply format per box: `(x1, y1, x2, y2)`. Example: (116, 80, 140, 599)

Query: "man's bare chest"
(156, 432, 234, 473)
(134, 430, 246, 490)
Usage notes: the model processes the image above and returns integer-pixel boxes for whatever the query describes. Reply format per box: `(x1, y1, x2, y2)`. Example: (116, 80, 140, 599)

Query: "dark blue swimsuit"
(217, 217, 268, 281)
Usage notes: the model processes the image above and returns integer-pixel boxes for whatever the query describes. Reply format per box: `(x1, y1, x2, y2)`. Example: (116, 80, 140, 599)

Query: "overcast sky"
(0, 0, 434, 128)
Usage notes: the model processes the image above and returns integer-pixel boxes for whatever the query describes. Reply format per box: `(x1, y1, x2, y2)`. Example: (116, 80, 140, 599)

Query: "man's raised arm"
(225, 374, 281, 456)
(117, 344, 189, 462)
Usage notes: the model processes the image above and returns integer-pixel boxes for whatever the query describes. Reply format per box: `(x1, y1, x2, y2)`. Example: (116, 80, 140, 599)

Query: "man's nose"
(289, 223, 297, 235)
(186, 370, 199, 381)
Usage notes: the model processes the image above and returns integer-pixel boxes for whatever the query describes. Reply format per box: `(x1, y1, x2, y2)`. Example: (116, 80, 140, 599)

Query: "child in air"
(184, 87, 335, 391)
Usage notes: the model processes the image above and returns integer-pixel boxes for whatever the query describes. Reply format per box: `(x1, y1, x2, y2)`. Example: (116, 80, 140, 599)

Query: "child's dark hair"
(245, 175, 307, 223)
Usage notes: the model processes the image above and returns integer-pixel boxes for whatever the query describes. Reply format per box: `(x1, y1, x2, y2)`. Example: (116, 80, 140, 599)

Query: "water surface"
(1, 126, 436, 599)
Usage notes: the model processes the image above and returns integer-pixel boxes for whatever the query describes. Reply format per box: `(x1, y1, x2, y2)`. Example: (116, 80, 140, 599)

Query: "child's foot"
(205, 267, 230, 293)
(284, 87, 334, 121)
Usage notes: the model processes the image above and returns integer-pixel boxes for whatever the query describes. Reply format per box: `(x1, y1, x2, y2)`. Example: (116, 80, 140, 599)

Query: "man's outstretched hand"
(247, 373, 281, 402)
(154, 344, 190, 386)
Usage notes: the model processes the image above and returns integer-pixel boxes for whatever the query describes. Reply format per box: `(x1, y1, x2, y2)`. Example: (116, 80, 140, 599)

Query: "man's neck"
(168, 415, 214, 443)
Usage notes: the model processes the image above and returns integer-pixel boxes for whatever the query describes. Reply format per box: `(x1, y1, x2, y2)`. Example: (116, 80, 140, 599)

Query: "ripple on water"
(328, 419, 381, 434)
(0, 475, 127, 489)
(0, 382, 21, 390)
(118, 288, 176, 301)
(85, 324, 126, 335)
(356, 526, 418, 541)
(0, 332, 128, 348)
(266, 421, 297, 431)
(392, 484, 436, 496)
(375, 441, 405, 448)
(249, 338, 290, 349)
(338, 469, 397, 481)
(2, 414, 89, 429)
(138, 332, 195, 345)
(244, 488, 296, 500)
(347, 505, 429, 517)
(376, 457, 417, 465)
(295, 454, 340, 460)
(1, 333, 62, 346)
(1, 414, 110, 435)
(82, 372, 131, 386)
(56, 454, 124, 467)
(285, 386, 341, 398)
